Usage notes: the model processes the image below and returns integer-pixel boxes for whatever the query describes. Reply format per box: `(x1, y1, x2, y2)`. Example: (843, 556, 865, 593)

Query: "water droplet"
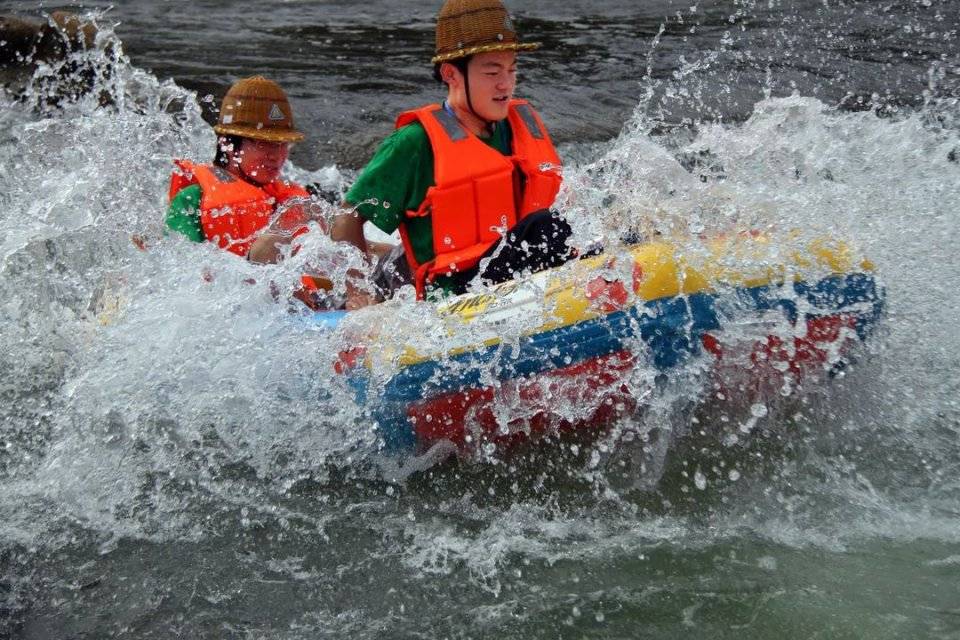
(589, 449, 601, 469)
(694, 469, 707, 490)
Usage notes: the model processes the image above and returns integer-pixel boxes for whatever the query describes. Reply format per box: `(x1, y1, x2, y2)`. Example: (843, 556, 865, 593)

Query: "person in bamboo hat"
(330, 0, 574, 307)
(166, 75, 315, 261)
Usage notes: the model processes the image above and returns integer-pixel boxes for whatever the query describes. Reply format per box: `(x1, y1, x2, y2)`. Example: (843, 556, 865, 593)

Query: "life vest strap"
(405, 197, 432, 219)
(398, 221, 432, 299)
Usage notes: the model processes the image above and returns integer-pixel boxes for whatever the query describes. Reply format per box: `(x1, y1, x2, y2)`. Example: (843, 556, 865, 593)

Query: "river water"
(1, 1, 958, 638)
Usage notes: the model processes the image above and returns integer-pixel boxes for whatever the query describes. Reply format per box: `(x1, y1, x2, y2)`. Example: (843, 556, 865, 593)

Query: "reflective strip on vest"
(430, 107, 468, 142)
(514, 103, 544, 140)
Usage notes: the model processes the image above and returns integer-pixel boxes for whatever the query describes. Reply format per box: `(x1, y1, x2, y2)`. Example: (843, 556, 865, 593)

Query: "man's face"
(463, 50, 518, 121)
(235, 138, 290, 184)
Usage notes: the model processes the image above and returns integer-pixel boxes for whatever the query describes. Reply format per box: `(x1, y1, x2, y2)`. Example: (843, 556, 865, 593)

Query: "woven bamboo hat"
(432, 0, 540, 64)
(214, 76, 304, 143)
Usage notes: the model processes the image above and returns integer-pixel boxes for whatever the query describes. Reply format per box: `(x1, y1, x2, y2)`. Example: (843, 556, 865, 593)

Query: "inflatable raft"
(324, 231, 884, 455)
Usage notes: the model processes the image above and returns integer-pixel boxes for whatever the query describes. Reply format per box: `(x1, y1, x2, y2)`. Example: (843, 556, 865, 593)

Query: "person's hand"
(279, 203, 308, 228)
(345, 288, 377, 311)
(275, 200, 329, 234)
(344, 268, 377, 310)
(247, 232, 289, 264)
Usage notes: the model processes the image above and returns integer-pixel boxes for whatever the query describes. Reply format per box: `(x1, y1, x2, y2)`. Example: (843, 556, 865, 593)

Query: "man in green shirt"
(332, 0, 573, 306)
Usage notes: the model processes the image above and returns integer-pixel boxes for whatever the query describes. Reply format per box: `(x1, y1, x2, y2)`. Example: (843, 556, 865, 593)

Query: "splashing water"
(1, 6, 959, 638)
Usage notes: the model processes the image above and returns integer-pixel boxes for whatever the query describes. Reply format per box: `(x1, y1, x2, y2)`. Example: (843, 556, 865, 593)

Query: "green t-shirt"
(344, 119, 513, 270)
(165, 183, 205, 242)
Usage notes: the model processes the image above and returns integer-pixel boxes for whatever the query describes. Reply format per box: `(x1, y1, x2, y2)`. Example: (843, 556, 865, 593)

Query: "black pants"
(449, 209, 574, 294)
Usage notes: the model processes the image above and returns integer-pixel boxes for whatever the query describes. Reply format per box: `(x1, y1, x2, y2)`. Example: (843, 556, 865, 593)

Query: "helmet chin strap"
(460, 64, 494, 131)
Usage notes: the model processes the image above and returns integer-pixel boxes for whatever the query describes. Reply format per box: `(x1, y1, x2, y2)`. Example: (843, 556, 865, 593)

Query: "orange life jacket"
(395, 99, 562, 297)
(168, 159, 310, 257)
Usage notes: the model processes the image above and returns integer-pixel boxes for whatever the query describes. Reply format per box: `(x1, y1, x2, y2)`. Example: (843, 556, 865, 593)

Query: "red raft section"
(406, 313, 862, 451)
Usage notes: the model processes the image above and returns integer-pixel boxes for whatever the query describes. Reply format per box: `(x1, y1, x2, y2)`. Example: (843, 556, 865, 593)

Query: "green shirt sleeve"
(165, 184, 205, 242)
(344, 123, 435, 236)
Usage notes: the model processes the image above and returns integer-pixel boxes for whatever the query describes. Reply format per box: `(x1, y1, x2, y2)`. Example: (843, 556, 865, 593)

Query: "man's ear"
(440, 62, 460, 86)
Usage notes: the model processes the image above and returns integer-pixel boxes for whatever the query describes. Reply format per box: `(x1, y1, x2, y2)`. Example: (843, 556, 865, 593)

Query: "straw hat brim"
(432, 41, 540, 64)
(213, 124, 305, 143)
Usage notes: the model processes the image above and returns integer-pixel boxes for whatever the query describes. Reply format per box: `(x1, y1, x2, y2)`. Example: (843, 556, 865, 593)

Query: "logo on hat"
(268, 104, 286, 121)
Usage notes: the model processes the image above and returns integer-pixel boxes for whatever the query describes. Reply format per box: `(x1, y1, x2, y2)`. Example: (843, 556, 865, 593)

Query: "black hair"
(213, 134, 244, 168)
(433, 57, 471, 84)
